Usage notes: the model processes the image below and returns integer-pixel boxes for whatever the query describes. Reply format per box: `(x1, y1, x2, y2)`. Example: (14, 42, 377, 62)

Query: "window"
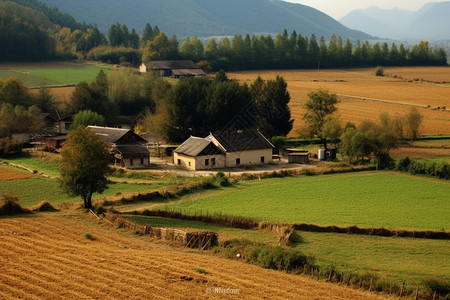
(64, 123, 71, 130)
(236, 158, 240, 166)
(211, 158, 216, 166)
(205, 159, 209, 166)
(177, 159, 181, 166)
(188, 162, 191, 167)
(130, 158, 133, 166)
(141, 157, 144, 165)
(261, 156, 265, 163)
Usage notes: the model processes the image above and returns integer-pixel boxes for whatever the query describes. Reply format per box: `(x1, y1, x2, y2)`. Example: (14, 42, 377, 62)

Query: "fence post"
(369, 278, 373, 292)
(399, 281, 404, 298)
(414, 284, 419, 300)
(347, 274, 351, 286)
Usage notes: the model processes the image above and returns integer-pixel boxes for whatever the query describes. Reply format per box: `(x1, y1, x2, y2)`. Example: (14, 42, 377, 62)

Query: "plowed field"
(228, 67, 450, 136)
(0, 214, 391, 299)
(0, 166, 33, 181)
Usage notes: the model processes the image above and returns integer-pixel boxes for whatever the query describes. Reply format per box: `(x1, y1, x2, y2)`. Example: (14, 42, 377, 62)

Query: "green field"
(163, 172, 450, 231)
(0, 62, 111, 87)
(0, 176, 164, 207)
(126, 215, 450, 284)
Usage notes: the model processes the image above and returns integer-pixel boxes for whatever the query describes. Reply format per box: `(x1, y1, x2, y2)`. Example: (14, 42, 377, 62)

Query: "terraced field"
(0, 214, 391, 299)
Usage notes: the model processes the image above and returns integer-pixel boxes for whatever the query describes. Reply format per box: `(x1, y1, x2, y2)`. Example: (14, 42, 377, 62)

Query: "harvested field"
(228, 67, 450, 136)
(0, 166, 33, 181)
(390, 147, 450, 159)
(0, 215, 392, 300)
(30, 86, 75, 107)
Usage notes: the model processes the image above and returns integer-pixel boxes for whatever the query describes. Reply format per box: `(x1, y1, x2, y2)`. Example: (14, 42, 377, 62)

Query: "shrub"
(196, 268, 207, 275)
(375, 153, 394, 170)
(216, 239, 309, 272)
(30, 201, 58, 212)
(375, 66, 385, 76)
(0, 137, 22, 157)
(423, 278, 450, 296)
(84, 233, 94, 240)
(0, 194, 30, 215)
(395, 157, 411, 171)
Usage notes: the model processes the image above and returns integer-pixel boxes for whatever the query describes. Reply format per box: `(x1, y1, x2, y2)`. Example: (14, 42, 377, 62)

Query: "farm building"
(139, 60, 205, 78)
(87, 126, 150, 169)
(174, 130, 274, 171)
(57, 115, 75, 133)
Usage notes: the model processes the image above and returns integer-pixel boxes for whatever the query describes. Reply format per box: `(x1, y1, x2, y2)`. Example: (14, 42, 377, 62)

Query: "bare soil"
(0, 213, 392, 299)
(0, 166, 33, 181)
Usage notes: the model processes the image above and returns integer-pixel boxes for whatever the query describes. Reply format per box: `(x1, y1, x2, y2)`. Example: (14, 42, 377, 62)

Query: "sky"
(285, 0, 448, 19)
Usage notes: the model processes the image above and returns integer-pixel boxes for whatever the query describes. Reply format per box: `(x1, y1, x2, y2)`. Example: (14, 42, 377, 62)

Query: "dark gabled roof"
(38, 113, 58, 121)
(116, 145, 149, 159)
(209, 130, 274, 152)
(172, 68, 205, 76)
(146, 60, 199, 70)
(174, 136, 223, 157)
(86, 126, 147, 144)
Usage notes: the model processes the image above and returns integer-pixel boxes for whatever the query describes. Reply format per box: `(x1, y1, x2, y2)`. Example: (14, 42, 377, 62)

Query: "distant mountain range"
(37, 0, 371, 40)
(340, 2, 450, 41)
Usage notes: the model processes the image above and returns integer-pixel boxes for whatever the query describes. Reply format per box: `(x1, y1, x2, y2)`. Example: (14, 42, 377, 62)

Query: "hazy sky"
(285, 0, 448, 19)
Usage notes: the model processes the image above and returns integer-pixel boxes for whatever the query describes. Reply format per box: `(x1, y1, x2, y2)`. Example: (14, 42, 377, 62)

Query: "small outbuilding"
(288, 153, 310, 164)
(139, 60, 205, 78)
(87, 126, 150, 169)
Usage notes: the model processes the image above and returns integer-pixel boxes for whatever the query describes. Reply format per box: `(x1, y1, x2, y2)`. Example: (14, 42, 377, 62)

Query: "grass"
(1, 153, 61, 176)
(0, 62, 111, 87)
(162, 172, 450, 231)
(0, 177, 162, 207)
(295, 231, 450, 284)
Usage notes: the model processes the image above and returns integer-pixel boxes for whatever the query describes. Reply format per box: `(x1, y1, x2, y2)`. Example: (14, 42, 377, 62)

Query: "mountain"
(340, 2, 450, 41)
(37, 0, 371, 39)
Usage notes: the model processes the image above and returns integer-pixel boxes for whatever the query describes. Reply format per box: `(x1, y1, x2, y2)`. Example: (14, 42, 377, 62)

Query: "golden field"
(0, 214, 392, 300)
(227, 67, 450, 136)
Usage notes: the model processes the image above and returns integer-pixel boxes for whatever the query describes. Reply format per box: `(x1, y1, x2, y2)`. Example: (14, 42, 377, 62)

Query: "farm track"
(0, 214, 392, 299)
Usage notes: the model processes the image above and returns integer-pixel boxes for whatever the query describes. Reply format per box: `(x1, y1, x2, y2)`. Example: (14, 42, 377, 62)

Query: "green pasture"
(1, 153, 60, 176)
(0, 176, 163, 207)
(297, 231, 450, 284)
(162, 172, 450, 231)
(126, 215, 450, 284)
(0, 63, 110, 87)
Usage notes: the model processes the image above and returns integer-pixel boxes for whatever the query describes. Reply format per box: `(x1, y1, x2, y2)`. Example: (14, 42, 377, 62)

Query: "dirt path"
(0, 213, 393, 299)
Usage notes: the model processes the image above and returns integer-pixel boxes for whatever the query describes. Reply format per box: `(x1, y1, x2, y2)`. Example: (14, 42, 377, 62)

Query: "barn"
(87, 126, 150, 169)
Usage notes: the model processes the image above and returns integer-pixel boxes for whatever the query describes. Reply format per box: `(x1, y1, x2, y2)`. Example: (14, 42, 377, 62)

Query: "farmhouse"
(174, 130, 274, 171)
(139, 60, 205, 78)
(87, 126, 150, 169)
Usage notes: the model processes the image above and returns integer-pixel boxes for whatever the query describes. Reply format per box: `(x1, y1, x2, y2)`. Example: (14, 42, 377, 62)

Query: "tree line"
(1, 0, 447, 69)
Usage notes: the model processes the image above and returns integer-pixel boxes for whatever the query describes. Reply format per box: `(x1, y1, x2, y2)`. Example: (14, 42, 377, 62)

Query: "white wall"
(225, 149, 272, 167)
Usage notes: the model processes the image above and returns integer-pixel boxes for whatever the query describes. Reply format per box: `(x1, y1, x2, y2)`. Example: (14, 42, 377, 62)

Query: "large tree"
(302, 88, 338, 150)
(60, 126, 110, 209)
(251, 76, 293, 137)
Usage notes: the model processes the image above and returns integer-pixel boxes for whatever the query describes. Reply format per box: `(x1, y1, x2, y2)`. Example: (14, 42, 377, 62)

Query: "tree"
(321, 116, 343, 148)
(302, 88, 338, 150)
(60, 126, 110, 208)
(71, 110, 105, 129)
(405, 107, 423, 140)
(252, 76, 293, 137)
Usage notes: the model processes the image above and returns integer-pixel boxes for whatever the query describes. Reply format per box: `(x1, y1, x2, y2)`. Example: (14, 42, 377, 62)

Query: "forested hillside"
(37, 0, 371, 39)
(0, 2, 57, 61)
